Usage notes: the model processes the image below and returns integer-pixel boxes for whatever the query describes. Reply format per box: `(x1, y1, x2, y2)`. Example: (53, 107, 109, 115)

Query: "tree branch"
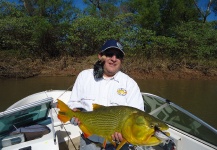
(193, 0, 213, 23)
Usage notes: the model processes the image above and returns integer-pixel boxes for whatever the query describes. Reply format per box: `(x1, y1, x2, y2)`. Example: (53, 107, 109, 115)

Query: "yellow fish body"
(57, 99, 169, 150)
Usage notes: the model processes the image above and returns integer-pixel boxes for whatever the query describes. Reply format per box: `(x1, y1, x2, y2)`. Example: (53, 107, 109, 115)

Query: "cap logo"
(117, 88, 127, 96)
(117, 42, 123, 50)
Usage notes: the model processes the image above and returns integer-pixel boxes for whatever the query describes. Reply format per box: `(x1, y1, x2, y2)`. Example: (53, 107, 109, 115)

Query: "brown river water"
(0, 77, 217, 129)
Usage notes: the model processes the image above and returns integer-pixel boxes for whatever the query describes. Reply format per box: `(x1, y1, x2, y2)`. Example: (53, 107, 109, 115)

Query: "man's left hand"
(111, 132, 123, 144)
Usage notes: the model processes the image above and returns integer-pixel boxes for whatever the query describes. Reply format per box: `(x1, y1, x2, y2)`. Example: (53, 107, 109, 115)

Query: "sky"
(198, 0, 217, 21)
(8, 0, 217, 21)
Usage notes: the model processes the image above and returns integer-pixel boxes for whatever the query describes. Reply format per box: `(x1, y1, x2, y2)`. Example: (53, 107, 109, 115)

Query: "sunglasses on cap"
(102, 51, 124, 59)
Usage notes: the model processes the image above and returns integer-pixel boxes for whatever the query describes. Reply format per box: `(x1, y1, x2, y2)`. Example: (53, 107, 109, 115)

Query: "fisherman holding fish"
(67, 39, 145, 150)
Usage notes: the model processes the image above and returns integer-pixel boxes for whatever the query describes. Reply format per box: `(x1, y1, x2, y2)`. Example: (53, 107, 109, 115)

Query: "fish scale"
(57, 99, 169, 150)
(74, 106, 130, 135)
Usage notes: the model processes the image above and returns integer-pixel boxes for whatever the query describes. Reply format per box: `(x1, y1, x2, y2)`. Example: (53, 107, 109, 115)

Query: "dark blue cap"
(101, 39, 125, 55)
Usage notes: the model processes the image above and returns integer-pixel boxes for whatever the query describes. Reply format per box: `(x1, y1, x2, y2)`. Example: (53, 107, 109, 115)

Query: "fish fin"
(83, 132, 89, 138)
(79, 124, 92, 138)
(102, 139, 107, 148)
(57, 99, 69, 111)
(107, 138, 116, 147)
(57, 114, 71, 123)
(92, 103, 104, 110)
(144, 136, 162, 146)
(144, 133, 154, 142)
(57, 99, 72, 123)
(116, 139, 127, 150)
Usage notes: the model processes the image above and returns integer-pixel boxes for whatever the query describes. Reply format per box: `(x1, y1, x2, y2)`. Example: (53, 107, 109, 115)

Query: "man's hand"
(70, 108, 81, 126)
(111, 132, 123, 144)
(70, 117, 80, 125)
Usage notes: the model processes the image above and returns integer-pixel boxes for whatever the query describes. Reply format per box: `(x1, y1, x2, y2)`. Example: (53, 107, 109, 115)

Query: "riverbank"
(0, 55, 217, 80)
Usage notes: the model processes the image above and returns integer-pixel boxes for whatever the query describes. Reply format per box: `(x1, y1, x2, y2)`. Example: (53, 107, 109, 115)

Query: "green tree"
(66, 16, 119, 56)
(0, 0, 25, 18)
(193, 0, 214, 23)
(0, 0, 79, 57)
(83, 0, 121, 19)
(125, 0, 161, 31)
(66, 13, 139, 56)
(22, 0, 79, 23)
(159, 0, 199, 35)
(171, 21, 217, 59)
(213, 0, 217, 15)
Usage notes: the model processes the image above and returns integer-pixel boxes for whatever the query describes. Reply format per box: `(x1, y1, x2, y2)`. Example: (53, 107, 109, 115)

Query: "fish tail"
(57, 113, 71, 123)
(57, 99, 73, 123)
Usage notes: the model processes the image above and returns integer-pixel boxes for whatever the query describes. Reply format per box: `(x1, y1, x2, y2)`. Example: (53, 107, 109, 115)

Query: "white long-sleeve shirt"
(68, 69, 144, 111)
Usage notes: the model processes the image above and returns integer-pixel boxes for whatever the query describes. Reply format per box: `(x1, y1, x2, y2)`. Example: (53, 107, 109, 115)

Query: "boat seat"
(0, 97, 53, 148)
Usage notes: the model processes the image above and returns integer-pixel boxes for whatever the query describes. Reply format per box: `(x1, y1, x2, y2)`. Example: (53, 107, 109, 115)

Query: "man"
(68, 39, 144, 150)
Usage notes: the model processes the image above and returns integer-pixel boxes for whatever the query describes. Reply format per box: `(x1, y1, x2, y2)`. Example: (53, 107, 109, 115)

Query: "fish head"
(122, 113, 169, 146)
(149, 120, 169, 132)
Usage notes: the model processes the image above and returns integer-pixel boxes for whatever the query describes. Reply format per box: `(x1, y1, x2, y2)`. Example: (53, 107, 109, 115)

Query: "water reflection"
(0, 77, 216, 129)
(136, 79, 217, 129)
(0, 77, 76, 111)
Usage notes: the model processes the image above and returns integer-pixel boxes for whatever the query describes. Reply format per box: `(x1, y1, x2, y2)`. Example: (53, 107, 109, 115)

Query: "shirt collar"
(101, 71, 121, 83)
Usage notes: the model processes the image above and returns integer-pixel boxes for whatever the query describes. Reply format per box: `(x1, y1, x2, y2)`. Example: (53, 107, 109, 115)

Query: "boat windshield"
(142, 93, 217, 147)
(0, 97, 53, 137)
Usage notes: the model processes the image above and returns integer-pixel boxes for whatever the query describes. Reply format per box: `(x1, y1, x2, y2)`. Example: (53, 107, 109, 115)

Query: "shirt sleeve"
(126, 78, 145, 111)
(67, 71, 85, 109)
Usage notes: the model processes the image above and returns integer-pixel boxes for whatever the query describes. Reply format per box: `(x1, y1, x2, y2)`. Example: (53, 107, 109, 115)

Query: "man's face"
(98, 49, 124, 77)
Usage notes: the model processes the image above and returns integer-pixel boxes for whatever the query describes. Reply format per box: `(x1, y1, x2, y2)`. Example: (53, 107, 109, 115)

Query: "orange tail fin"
(57, 99, 72, 123)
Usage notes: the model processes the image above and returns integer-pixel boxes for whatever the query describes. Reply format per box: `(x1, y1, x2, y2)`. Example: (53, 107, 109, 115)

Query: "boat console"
(0, 97, 58, 150)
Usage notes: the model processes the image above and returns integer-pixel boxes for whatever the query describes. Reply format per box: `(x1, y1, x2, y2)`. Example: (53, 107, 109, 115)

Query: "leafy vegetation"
(0, 0, 217, 64)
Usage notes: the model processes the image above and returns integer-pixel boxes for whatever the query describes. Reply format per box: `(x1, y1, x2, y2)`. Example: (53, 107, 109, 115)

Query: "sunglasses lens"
(105, 52, 114, 57)
(104, 52, 123, 59)
(116, 53, 124, 59)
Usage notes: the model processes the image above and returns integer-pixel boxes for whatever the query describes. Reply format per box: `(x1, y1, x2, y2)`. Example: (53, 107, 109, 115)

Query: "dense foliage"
(0, 0, 217, 60)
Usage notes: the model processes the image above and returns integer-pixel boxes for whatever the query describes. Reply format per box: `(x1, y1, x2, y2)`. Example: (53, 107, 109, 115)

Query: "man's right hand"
(70, 108, 81, 126)
(70, 117, 80, 125)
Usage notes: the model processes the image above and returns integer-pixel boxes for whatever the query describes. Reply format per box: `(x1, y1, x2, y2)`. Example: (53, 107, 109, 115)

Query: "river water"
(0, 77, 217, 129)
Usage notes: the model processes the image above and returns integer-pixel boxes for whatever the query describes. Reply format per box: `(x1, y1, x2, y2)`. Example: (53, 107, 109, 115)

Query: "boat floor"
(59, 137, 80, 150)
(58, 136, 165, 150)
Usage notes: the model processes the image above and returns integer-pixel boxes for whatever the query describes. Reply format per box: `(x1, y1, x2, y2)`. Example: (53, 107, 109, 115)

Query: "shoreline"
(0, 56, 217, 80)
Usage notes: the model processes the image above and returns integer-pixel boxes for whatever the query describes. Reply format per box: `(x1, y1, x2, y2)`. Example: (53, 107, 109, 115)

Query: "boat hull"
(2, 90, 216, 150)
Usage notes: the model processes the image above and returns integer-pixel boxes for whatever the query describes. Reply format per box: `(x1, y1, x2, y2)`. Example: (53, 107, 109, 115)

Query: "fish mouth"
(154, 126, 170, 140)
(154, 126, 167, 132)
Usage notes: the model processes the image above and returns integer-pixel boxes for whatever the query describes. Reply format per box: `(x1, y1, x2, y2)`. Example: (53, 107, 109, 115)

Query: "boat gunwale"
(141, 92, 217, 133)
(141, 92, 217, 148)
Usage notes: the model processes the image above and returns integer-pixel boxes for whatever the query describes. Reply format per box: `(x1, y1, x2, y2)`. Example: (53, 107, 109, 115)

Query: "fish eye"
(155, 123, 159, 126)
(150, 124, 154, 128)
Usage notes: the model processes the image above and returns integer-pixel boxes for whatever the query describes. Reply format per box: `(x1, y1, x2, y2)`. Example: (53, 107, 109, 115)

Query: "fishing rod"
(45, 84, 79, 150)
(56, 84, 79, 150)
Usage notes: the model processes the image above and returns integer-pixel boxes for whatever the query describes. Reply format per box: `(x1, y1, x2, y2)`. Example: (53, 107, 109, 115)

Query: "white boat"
(0, 90, 216, 150)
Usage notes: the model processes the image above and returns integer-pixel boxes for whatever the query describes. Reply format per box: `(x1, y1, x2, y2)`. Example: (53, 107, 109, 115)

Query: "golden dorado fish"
(57, 99, 169, 150)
